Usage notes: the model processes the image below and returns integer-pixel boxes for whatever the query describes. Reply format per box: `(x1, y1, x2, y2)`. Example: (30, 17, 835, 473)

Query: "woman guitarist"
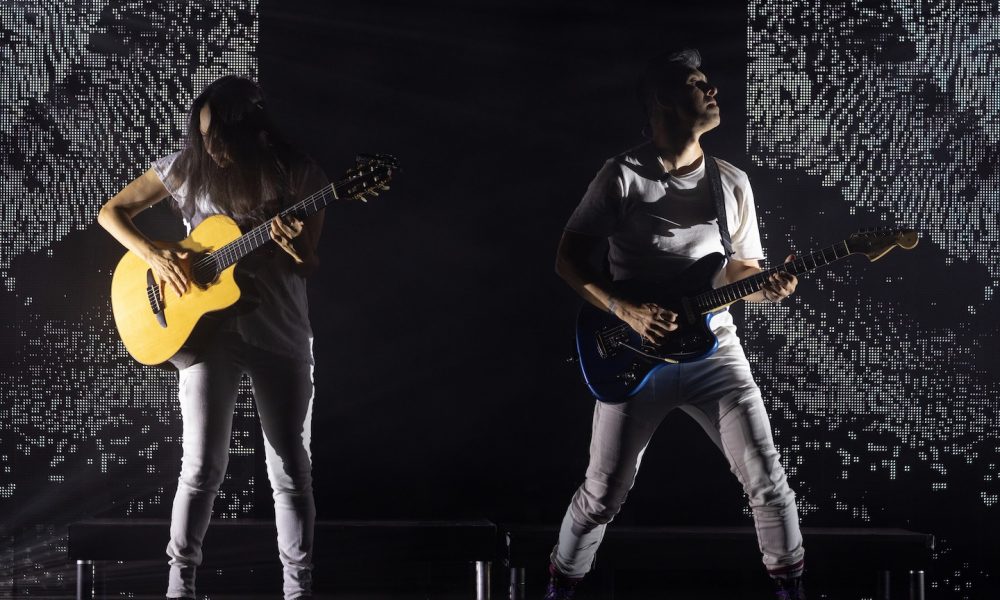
(97, 75, 326, 600)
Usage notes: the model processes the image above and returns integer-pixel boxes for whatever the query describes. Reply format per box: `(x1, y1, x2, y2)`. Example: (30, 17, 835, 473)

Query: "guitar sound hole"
(192, 255, 219, 287)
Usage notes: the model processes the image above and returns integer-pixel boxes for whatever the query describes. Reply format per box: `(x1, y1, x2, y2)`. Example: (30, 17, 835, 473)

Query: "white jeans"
(166, 336, 315, 599)
(552, 327, 804, 577)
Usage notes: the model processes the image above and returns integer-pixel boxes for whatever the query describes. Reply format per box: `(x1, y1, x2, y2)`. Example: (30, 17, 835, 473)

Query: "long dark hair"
(172, 76, 302, 227)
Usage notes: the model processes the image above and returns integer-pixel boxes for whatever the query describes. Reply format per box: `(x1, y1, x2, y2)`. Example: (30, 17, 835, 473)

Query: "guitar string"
(205, 183, 336, 270)
(694, 241, 851, 312)
(599, 243, 846, 338)
(204, 169, 375, 270)
(599, 232, 901, 352)
(596, 246, 845, 353)
(188, 166, 389, 275)
(189, 182, 334, 273)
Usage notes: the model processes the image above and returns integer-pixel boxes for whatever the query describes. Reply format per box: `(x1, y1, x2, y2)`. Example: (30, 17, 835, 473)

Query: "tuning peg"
(380, 185, 390, 191)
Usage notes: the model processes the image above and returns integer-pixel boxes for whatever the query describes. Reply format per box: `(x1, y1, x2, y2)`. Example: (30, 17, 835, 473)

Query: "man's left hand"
(762, 254, 798, 303)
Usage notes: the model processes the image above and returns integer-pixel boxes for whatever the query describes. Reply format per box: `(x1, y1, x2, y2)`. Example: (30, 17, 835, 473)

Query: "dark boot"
(543, 562, 583, 600)
(772, 575, 806, 600)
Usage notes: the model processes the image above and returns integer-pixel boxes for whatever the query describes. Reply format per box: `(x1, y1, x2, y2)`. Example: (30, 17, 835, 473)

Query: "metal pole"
(909, 570, 925, 600)
(509, 566, 526, 600)
(877, 570, 891, 600)
(76, 560, 94, 600)
(475, 561, 492, 600)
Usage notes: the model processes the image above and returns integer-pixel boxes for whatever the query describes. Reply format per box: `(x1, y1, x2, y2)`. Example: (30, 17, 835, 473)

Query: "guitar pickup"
(596, 332, 610, 359)
(146, 269, 167, 329)
(596, 327, 626, 359)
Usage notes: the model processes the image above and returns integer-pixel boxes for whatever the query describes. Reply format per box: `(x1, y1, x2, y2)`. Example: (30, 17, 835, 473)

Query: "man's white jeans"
(552, 326, 804, 577)
(166, 337, 315, 599)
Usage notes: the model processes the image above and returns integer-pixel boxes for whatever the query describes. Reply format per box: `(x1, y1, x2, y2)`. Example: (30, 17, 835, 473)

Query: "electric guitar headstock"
(845, 227, 919, 261)
(341, 153, 399, 202)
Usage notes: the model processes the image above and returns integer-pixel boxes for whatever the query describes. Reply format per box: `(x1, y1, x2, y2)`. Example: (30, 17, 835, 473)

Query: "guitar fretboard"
(693, 240, 853, 313)
(191, 172, 370, 276)
(209, 183, 338, 270)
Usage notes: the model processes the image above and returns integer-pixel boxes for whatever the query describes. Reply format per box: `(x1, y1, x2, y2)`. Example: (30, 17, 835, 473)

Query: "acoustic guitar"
(111, 153, 397, 365)
(575, 228, 919, 403)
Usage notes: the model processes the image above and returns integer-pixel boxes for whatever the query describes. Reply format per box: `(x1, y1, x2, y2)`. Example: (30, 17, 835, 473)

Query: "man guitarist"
(97, 76, 326, 600)
(546, 50, 806, 599)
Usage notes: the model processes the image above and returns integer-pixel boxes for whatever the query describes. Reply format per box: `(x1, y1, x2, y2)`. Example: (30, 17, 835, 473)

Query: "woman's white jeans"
(552, 327, 805, 577)
(166, 337, 315, 599)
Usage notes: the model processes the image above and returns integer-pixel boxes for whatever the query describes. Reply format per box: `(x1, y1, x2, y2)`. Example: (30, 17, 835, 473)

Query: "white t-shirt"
(565, 142, 766, 331)
(151, 151, 328, 364)
(566, 142, 764, 281)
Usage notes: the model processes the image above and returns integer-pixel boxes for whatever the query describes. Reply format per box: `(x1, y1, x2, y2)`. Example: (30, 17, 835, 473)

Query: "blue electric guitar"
(575, 228, 919, 403)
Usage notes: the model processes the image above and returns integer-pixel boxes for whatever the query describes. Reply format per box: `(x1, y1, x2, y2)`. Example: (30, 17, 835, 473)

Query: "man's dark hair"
(638, 48, 702, 116)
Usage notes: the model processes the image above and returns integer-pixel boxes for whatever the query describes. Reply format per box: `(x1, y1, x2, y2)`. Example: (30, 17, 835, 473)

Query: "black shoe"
(772, 575, 806, 600)
(543, 562, 583, 600)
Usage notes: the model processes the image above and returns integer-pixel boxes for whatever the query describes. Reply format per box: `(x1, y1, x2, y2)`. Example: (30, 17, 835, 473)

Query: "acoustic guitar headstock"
(846, 227, 919, 261)
(342, 153, 399, 202)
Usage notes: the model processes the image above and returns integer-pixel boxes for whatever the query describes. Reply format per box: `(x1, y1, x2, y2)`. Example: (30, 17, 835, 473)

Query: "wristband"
(608, 298, 620, 316)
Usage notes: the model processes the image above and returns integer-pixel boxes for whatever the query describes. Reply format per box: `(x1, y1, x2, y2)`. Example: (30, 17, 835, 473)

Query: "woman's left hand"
(270, 215, 306, 264)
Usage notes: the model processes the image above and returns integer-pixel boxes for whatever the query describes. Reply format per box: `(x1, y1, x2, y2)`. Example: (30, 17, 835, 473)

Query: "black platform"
(69, 519, 496, 599)
(67, 520, 935, 599)
(502, 525, 935, 600)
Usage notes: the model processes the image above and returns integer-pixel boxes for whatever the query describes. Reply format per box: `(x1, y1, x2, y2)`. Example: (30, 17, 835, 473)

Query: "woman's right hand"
(611, 299, 679, 345)
(144, 246, 191, 297)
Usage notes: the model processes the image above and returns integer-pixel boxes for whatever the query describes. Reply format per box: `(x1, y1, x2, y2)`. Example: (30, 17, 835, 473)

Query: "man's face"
(659, 68, 721, 134)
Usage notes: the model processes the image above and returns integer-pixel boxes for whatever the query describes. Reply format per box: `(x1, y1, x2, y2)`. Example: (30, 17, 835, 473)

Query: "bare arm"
(724, 255, 798, 303)
(269, 162, 327, 276)
(555, 230, 678, 343)
(555, 230, 617, 311)
(96, 168, 191, 295)
(270, 210, 323, 276)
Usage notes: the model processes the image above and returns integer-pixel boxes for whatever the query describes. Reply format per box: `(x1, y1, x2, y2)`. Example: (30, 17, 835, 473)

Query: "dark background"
(262, 0, 753, 524)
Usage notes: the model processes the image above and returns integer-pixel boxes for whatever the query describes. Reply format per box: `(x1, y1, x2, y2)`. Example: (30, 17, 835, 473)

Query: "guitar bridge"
(595, 324, 631, 359)
(146, 269, 167, 329)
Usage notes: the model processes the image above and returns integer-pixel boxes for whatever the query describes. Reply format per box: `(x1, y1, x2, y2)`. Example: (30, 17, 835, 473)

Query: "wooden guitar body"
(111, 214, 243, 366)
(109, 153, 398, 366)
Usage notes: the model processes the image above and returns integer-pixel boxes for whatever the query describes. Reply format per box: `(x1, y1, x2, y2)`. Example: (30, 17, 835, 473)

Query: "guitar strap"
(705, 156, 734, 258)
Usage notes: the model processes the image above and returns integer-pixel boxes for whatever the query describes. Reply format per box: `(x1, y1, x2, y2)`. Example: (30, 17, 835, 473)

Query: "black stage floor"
(70, 567, 856, 600)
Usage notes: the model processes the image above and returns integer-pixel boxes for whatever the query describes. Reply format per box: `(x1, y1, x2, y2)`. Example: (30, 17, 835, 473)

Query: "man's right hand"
(144, 246, 191, 297)
(611, 299, 678, 345)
